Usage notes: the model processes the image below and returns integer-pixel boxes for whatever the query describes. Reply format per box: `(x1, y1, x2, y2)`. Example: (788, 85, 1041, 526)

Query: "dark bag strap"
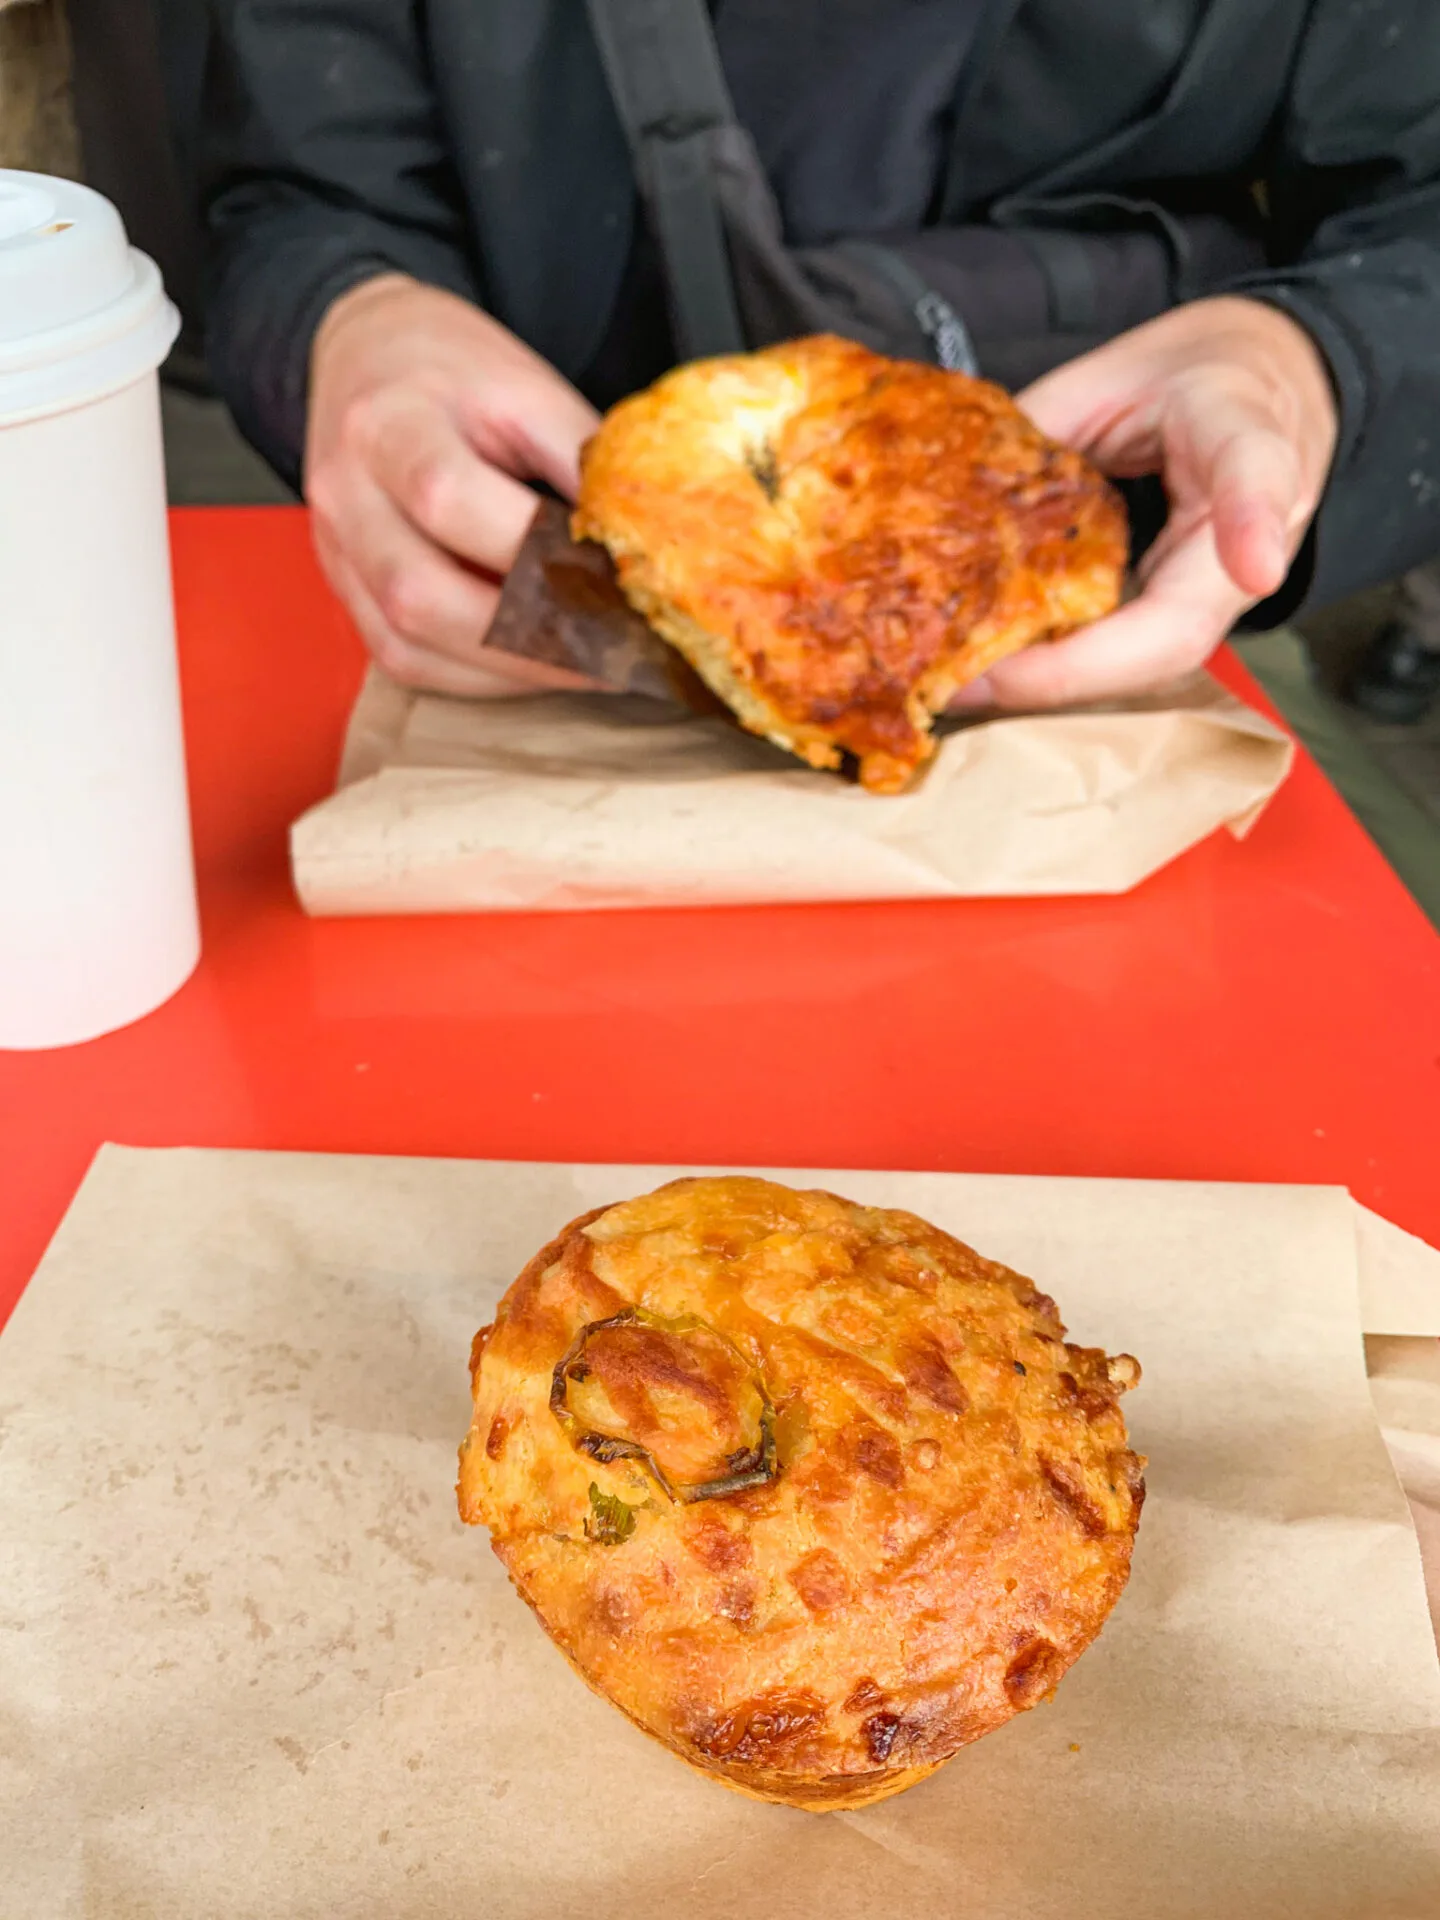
(583, 0, 980, 372)
(584, 0, 1245, 383)
(830, 239, 979, 374)
(582, 0, 746, 359)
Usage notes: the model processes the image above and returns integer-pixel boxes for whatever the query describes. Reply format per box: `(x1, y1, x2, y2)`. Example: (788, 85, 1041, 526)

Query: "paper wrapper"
(4, 1149, 1439, 1918)
(290, 666, 1294, 914)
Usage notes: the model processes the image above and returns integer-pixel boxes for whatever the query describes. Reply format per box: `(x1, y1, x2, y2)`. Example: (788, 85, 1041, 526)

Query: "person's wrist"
(311, 271, 419, 368)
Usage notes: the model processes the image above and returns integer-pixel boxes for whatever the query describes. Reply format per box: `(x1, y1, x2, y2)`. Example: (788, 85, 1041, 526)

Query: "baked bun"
(573, 336, 1127, 793)
(458, 1176, 1143, 1810)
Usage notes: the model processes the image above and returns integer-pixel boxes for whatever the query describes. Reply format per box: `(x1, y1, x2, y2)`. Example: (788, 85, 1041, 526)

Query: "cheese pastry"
(573, 337, 1127, 792)
(459, 1176, 1144, 1810)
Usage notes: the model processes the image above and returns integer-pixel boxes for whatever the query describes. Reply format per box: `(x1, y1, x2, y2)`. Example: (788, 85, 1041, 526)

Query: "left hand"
(952, 296, 1339, 709)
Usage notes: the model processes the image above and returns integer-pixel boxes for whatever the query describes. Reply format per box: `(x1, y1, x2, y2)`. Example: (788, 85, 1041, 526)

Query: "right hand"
(948, 297, 1337, 711)
(305, 274, 601, 695)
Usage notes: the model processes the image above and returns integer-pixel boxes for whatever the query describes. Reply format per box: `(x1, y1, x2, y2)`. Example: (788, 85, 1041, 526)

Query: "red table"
(3, 506, 1438, 1326)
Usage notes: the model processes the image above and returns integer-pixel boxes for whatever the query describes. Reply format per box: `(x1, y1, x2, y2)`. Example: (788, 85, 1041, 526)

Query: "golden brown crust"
(458, 1177, 1143, 1810)
(573, 336, 1128, 793)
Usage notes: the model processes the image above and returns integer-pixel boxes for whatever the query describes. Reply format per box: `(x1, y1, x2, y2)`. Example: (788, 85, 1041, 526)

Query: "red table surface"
(3, 506, 1439, 1325)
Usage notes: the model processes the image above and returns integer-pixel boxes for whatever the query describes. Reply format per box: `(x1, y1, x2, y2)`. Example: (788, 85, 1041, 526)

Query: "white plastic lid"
(0, 170, 179, 426)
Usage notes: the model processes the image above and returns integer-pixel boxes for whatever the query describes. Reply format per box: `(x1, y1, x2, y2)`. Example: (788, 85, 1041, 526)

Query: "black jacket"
(203, 0, 1440, 615)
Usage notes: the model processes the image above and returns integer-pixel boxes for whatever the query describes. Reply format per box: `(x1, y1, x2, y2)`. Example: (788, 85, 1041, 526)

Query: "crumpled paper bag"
(290, 665, 1293, 915)
(3, 1147, 1438, 1920)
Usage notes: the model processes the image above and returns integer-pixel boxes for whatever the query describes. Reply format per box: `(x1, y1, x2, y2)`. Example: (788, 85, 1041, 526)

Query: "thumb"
(1200, 416, 1300, 600)
(463, 354, 601, 503)
(497, 371, 600, 503)
(1016, 344, 1149, 455)
(517, 385, 601, 502)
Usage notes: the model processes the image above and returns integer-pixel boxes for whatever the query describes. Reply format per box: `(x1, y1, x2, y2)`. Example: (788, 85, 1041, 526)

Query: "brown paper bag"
(290, 666, 1293, 915)
(1368, 1335, 1440, 1649)
(1357, 1204, 1440, 1337)
(3, 1148, 1438, 1919)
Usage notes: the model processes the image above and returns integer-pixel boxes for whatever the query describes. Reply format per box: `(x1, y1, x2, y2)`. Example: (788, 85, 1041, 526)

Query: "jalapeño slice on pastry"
(550, 1306, 779, 1504)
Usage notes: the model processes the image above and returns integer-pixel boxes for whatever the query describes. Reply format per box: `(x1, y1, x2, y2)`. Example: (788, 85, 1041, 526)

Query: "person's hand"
(306, 273, 601, 695)
(952, 296, 1339, 710)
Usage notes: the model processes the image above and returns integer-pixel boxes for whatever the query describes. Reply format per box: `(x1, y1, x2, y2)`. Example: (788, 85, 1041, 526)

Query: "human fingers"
(352, 391, 544, 578)
(466, 361, 602, 503)
(313, 518, 593, 697)
(310, 274, 600, 502)
(1016, 339, 1156, 461)
(316, 531, 523, 696)
(950, 520, 1250, 710)
(1154, 359, 1317, 600)
(312, 465, 506, 660)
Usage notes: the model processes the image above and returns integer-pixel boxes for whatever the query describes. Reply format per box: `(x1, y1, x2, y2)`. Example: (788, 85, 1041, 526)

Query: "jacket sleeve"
(201, 2, 481, 491)
(1224, 0, 1440, 616)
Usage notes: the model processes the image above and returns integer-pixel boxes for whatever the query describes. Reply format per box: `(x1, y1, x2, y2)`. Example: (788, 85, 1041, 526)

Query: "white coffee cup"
(0, 170, 198, 1049)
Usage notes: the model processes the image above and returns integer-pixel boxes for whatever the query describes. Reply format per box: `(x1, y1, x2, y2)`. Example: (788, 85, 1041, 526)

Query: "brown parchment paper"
(1368, 1336, 1440, 1650)
(290, 666, 1293, 915)
(2, 1149, 1438, 1920)
(1357, 1204, 1440, 1337)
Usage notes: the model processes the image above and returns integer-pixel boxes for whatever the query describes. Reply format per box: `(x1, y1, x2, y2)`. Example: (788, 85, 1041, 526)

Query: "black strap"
(583, 0, 746, 359)
(832, 240, 980, 374)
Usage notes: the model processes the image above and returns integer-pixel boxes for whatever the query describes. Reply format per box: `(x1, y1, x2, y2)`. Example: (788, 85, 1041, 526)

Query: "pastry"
(458, 1176, 1144, 1810)
(573, 336, 1127, 793)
